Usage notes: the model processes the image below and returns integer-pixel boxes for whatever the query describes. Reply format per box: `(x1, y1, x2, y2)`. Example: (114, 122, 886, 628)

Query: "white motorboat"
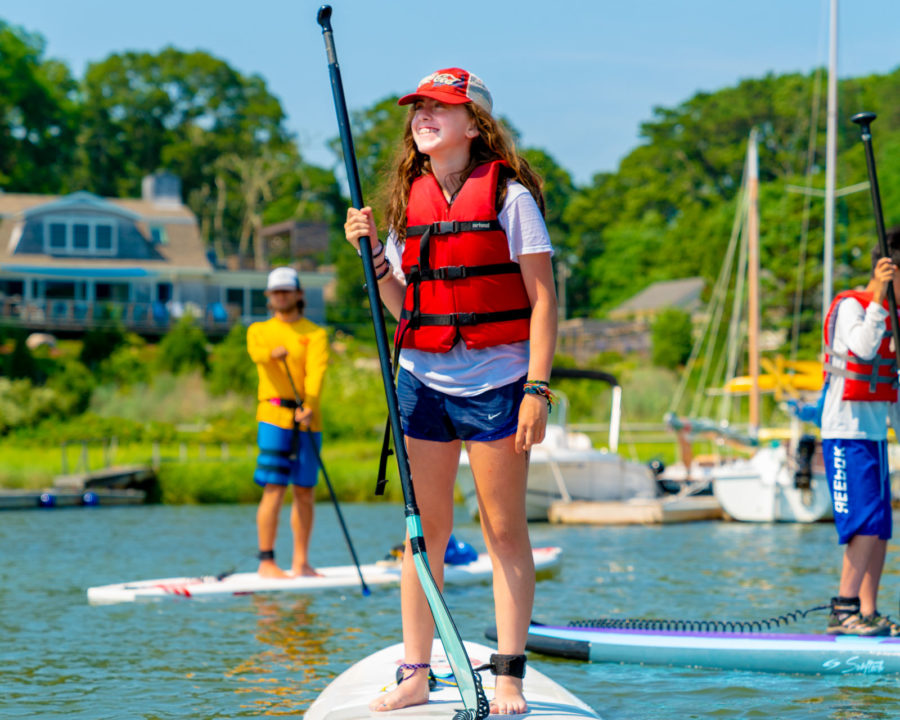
(456, 368, 660, 521)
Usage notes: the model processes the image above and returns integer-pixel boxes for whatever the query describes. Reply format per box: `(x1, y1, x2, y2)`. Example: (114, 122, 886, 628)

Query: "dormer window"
(40, 218, 118, 256)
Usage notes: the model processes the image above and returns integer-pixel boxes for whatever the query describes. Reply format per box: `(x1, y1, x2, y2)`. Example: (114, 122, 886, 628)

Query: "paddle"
(281, 358, 371, 597)
(851, 111, 900, 370)
(316, 7, 489, 719)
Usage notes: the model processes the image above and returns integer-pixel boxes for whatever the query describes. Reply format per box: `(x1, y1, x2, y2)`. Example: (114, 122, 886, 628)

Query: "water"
(1, 503, 899, 719)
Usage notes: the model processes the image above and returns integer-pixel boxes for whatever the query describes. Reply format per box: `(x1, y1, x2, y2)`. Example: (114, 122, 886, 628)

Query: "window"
(226, 288, 245, 308)
(39, 218, 118, 255)
(95, 282, 129, 302)
(44, 281, 77, 300)
(73, 224, 90, 250)
(96, 225, 113, 251)
(250, 289, 267, 316)
(157, 283, 173, 302)
(49, 223, 66, 250)
(150, 226, 167, 245)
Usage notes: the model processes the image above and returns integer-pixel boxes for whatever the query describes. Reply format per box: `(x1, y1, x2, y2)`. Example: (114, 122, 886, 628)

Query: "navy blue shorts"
(823, 438, 892, 544)
(397, 369, 525, 443)
(254, 422, 321, 487)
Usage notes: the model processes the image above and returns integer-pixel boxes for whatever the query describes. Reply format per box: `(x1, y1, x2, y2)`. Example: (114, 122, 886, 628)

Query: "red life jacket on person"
(823, 289, 898, 402)
(396, 160, 532, 352)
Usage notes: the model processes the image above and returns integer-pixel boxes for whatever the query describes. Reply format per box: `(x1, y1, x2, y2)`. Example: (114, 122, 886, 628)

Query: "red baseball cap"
(398, 68, 493, 114)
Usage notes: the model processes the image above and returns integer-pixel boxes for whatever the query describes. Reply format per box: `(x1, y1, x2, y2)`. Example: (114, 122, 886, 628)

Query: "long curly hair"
(383, 102, 545, 242)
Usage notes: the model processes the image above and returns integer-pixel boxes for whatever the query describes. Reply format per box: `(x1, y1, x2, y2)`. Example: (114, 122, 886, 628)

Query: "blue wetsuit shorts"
(397, 369, 525, 443)
(823, 438, 892, 544)
(254, 421, 321, 488)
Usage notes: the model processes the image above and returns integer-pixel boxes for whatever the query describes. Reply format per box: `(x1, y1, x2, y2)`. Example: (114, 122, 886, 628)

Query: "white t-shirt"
(383, 180, 553, 397)
(821, 295, 900, 440)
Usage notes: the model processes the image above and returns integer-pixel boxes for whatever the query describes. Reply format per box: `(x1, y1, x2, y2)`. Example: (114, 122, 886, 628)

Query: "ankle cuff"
(258, 549, 275, 561)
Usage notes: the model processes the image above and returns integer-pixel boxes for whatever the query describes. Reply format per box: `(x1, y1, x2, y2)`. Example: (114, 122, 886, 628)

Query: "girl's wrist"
(523, 380, 554, 410)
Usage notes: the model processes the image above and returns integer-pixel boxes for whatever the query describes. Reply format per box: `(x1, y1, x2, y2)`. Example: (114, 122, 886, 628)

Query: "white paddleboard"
(86, 546, 562, 605)
(304, 640, 601, 719)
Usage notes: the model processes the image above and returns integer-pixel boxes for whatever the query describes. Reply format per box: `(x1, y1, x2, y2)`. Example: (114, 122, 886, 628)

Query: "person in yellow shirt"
(247, 266, 329, 578)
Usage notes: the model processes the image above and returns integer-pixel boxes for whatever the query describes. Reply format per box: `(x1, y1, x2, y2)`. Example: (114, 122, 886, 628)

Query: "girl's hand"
(515, 393, 548, 453)
(873, 256, 896, 304)
(344, 207, 379, 254)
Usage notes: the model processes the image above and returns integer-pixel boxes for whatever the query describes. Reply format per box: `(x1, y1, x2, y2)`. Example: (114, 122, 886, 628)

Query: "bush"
(157, 316, 209, 374)
(99, 335, 152, 387)
(80, 324, 126, 370)
(46, 360, 96, 416)
(208, 323, 256, 396)
(651, 308, 694, 369)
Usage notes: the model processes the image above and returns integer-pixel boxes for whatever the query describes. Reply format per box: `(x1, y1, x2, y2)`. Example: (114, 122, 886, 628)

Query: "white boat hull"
(712, 445, 833, 523)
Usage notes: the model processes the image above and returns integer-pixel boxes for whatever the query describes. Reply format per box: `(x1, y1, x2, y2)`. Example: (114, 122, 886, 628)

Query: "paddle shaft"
(281, 359, 371, 597)
(852, 111, 900, 369)
(316, 7, 488, 719)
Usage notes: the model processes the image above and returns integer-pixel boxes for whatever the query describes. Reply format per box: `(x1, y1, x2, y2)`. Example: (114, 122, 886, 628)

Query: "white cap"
(266, 266, 300, 291)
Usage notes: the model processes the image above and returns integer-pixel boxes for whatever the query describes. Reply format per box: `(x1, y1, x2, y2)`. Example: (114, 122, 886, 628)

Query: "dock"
(0, 464, 156, 510)
(548, 495, 723, 525)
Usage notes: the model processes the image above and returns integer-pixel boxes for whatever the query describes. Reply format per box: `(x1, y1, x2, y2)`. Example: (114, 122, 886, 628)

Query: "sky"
(3, 0, 899, 186)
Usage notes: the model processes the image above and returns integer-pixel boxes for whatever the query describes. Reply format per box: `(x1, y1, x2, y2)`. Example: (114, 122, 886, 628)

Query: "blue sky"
(3, 0, 899, 185)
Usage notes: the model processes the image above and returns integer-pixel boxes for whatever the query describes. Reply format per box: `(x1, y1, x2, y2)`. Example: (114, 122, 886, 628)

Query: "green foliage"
(46, 360, 96, 416)
(157, 460, 259, 505)
(98, 335, 153, 387)
(207, 323, 256, 397)
(6, 333, 37, 380)
(0, 377, 57, 434)
(320, 333, 389, 441)
(651, 308, 694, 369)
(156, 317, 209, 375)
(79, 324, 126, 370)
(0, 21, 78, 192)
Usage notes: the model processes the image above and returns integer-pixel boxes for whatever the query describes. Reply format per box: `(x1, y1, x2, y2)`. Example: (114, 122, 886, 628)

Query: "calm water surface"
(1, 503, 899, 719)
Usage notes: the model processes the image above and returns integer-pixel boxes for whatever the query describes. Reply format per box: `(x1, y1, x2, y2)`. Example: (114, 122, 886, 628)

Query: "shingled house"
(0, 174, 331, 336)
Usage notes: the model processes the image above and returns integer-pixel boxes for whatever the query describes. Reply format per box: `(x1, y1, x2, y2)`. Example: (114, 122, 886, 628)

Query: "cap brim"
(398, 89, 472, 107)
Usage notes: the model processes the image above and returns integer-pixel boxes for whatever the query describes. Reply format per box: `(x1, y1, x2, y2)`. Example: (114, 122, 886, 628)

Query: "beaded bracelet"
(374, 259, 393, 281)
(523, 380, 555, 410)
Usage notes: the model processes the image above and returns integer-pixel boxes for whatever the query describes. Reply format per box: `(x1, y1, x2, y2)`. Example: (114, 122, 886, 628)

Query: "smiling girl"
(344, 68, 557, 715)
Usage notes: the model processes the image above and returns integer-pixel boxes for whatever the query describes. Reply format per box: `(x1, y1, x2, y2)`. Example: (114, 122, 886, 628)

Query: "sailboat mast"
(823, 0, 838, 310)
(747, 129, 761, 432)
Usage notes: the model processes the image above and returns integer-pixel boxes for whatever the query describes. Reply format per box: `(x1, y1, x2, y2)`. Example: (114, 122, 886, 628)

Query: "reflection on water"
(2, 504, 900, 719)
(227, 595, 337, 715)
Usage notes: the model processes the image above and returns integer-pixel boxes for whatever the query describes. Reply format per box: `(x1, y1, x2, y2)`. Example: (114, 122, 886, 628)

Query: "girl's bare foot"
(490, 675, 528, 716)
(290, 564, 323, 578)
(257, 560, 290, 579)
(368, 666, 430, 712)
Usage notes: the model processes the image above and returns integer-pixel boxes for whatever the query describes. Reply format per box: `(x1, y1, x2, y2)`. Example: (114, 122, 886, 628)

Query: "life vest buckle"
(455, 312, 478, 326)
(434, 265, 467, 280)
(432, 220, 460, 235)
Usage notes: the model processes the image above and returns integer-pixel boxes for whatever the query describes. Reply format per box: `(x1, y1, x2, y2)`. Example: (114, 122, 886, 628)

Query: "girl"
(344, 67, 557, 716)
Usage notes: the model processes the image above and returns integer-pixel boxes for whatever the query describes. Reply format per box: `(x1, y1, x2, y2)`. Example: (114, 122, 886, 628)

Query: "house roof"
(0, 192, 212, 273)
(608, 277, 705, 318)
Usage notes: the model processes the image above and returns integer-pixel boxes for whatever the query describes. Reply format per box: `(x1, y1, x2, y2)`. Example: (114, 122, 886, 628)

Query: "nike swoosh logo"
(487, 411, 502, 420)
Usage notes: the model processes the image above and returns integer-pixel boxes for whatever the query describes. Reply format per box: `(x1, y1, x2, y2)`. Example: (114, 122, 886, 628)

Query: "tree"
(77, 48, 295, 228)
(0, 21, 78, 193)
(651, 308, 694, 369)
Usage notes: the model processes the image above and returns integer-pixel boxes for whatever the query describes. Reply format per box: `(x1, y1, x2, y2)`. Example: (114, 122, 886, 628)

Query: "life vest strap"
(406, 220, 503, 237)
(400, 307, 532, 327)
(405, 262, 521, 283)
(823, 362, 899, 390)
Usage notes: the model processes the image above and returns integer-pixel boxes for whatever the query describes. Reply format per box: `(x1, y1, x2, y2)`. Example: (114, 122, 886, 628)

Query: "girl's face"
(410, 98, 479, 159)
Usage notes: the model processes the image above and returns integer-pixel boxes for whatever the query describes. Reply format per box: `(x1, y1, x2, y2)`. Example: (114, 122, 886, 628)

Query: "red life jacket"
(823, 289, 898, 402)
(396, 160, 532, 352)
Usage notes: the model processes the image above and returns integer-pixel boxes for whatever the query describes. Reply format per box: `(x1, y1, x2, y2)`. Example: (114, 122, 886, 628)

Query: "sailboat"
(667, 128, 833, 523)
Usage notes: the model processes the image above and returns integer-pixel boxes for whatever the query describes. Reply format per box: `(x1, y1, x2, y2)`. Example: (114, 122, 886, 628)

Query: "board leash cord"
(567, 604, 831, 633)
